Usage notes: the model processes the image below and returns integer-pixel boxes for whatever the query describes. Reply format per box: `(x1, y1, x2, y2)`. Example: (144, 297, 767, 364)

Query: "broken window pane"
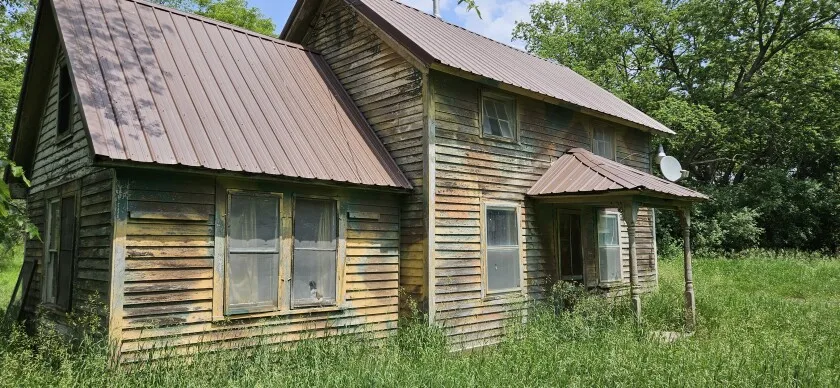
(482, 95, 515, 139)
(293, 198, 338, 308)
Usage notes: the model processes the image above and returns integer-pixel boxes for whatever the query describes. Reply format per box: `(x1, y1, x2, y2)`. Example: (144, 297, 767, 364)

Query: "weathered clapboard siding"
(20, 48, 113, 329)
(28, 49, 94, 193)
(304, 0, 427, 307)
(430, 71, 656, 348)
(117, 172, 401, 361)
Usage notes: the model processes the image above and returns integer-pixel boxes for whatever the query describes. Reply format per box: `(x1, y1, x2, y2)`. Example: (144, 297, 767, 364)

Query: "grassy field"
(0, 250, 838, 387)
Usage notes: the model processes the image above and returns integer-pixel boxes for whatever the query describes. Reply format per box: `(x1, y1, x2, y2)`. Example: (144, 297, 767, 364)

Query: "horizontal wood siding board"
(305, 0, 426, 307)
(431, 71, 656, 350)
(119, 172, 402, 358)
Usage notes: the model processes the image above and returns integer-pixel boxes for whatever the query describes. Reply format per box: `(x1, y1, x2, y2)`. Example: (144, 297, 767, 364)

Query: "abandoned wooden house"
(6, 0, 706, 361)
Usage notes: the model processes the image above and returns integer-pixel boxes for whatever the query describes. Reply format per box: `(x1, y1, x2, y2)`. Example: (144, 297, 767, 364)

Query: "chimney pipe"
(433, 0, 440, 18)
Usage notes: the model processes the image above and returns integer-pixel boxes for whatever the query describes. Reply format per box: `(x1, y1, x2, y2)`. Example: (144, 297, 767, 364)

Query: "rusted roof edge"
(345, 0, 435, 66)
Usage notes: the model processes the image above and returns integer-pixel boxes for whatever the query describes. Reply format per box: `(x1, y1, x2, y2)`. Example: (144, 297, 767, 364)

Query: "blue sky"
(251, 0, 536, 49)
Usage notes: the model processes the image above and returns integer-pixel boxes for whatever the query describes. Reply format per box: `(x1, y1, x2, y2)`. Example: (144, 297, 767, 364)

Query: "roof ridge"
(378, 0, 572, 70)
(127, 0, 318, 53)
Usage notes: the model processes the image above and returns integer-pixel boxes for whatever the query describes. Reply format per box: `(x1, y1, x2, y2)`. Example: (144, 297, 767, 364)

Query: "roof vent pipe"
(433, 0, 441, 18)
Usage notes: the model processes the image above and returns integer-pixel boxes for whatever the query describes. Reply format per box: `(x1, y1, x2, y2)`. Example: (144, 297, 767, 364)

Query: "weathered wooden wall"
(304, 0, 427, 308)
(20, 48, 113, 329)
(115, 171, 401, 361)
(430, 71, 656, 349)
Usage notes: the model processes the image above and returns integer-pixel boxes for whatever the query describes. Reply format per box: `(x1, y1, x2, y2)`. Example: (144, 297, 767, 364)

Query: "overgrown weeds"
(1, 255, 838, 387)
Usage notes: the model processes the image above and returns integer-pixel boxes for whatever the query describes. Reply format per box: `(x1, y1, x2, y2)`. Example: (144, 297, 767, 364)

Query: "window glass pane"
(292, 249, 337, 306)
(593, 128, 614, 159)
(495, 100, 510, 121)
(227, 253, 278, 309)
(229, 195, 278, 251)
(598, 214, 619, 246)
(487, 208, 517, 246)
(48, 202, 60, 250)
(498, 120, 512, 138)
(599, 247, 622, 281)
(487, 247, 520, 291)
(484, 118, 502, 136)
(483, 96, 515, 139)
(294, 199, 337, 249)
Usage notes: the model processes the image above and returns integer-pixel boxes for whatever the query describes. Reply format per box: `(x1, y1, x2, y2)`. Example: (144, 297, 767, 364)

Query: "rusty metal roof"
(344, 0, 673, 135)
(53, 0, 411, 189)
(528, 148, 707, 200)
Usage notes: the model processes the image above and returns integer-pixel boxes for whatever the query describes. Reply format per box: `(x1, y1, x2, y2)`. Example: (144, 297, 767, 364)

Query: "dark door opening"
(558, 212, 583, 281)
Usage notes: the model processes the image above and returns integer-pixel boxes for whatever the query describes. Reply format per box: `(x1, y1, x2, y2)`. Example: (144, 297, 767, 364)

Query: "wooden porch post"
(623, 203, 641, 323)
(680, 208, 696, 330)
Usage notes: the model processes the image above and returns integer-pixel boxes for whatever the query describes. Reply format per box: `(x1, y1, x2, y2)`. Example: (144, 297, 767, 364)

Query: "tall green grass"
(1, 251, 838, 387)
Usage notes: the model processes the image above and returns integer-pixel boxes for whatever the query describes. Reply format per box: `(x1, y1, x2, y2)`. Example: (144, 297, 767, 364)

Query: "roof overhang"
(528, 148, 708, 208)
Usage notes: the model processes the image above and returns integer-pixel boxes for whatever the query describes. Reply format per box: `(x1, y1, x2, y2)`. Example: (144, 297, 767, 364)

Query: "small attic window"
(57, 65, 73, 139)
(481, 90, 517, 141)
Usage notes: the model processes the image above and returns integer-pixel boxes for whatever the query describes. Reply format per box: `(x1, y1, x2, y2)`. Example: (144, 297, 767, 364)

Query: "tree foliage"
(515, 0, 840, 252)
(152, 0, 276, 36)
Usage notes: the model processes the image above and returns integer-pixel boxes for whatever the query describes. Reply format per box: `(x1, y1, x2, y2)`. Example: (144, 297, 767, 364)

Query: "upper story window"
(484, 205, 521, 293)
(481, 91, 516, 141)
(57, 65, 73, 138)
(224, 192, 340, 316)
(593, 127, 615, 160)
(598, 211, 622, 282)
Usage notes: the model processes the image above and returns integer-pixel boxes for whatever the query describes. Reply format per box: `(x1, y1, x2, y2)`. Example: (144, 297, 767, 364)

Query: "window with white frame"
(292, 198, 337, 308)
(592, 127, 615, 160)
(43, 200, 60, 304)
(481, 91, 516, 140)
(485, 206, 520, 292)
(598, 211, 622, 282)
(226, 192, 281, 314)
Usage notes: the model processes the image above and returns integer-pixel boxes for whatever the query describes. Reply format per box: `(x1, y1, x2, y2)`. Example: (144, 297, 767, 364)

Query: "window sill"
(480, 133, 519, 144)
(214, 303, 347, 323)
(55, 131, 73, 144)
(482, 289, 525, 302)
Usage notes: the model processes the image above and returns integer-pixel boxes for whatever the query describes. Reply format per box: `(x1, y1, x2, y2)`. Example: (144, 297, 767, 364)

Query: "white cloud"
(453, 0, 537, 49)
(397, 0, 535, 49)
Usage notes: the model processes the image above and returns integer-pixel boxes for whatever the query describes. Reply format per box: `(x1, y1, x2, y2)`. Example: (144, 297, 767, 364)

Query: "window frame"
(591, 126, 616, 161)
(597, 210, 623, 284)
(56, 64, 74, 141)
(223, 190, 283, 316)
(42, 198, 61, 305)
(214, 185, 348, 321)
(480, 89, 518, 143)
(480, 201, 524, 298)
(290, 195, 340, 310)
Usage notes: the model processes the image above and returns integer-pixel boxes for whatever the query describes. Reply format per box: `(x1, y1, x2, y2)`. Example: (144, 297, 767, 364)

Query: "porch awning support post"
(680, 208, 696, 331)
(623, 202, 641, 323)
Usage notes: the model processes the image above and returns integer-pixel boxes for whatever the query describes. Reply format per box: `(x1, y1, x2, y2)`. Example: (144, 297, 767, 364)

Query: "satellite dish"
(659, 155, 683, 182)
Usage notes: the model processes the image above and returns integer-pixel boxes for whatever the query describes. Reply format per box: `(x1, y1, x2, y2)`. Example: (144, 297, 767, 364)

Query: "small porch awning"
(528, 148, 708, 206)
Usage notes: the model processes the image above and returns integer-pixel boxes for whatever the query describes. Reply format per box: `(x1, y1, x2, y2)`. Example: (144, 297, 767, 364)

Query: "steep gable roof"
(12, 0, 411, 189)
(283, 0, 673, 135)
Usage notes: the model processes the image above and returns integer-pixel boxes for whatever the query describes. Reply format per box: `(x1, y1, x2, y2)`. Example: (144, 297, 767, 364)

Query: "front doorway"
(557, 211, 583, 281)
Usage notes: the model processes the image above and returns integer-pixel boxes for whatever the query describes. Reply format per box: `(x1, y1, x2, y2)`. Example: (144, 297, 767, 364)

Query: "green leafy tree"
(515, 0, 840, 252)
(152, 0, 276, 35)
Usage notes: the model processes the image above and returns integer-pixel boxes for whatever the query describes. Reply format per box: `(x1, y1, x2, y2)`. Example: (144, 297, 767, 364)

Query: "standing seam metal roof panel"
(528, 148, 707, 200)
(348, 0, 674, 135)
(52, 0, 411, 189)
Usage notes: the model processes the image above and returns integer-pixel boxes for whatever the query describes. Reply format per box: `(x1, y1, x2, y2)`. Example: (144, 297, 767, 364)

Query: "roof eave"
(427, 63, 674, 136)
